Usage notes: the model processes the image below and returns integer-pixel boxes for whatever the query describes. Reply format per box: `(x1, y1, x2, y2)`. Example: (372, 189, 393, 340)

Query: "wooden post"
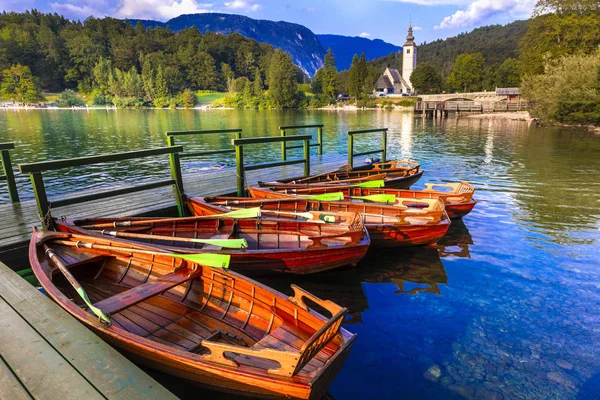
(303, 139, 310, 177)
(1, 148, 19, 203)
(317, 126, 323, 155)
(280, 128, 286, 161)
(167, 136, 185, 217)
(234, 142, 245, 197)
(29, 172, 51, 229)
(347, 133, 354, 168)
(381, 129, 387, 163)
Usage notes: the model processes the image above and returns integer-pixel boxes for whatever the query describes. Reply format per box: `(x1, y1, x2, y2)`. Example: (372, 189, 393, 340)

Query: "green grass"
(196, 91, 227, 104)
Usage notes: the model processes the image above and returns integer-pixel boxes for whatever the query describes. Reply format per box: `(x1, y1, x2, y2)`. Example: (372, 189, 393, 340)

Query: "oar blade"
(192, 238, 248, 249)
(220, 207, 261, 219)
(77, 287, 112, 324)
(351, 194, 397, 203)
(306, 192, 344, 201)
(351, 180, 385, 188)
(172, 253, 231, 269)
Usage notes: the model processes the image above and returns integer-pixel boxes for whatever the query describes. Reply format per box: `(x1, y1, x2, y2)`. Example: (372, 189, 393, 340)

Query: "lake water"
(2, 109, 599, 399)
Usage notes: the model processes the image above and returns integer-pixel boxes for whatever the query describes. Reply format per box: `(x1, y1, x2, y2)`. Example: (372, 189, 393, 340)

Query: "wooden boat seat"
(93, 267, 201, 315)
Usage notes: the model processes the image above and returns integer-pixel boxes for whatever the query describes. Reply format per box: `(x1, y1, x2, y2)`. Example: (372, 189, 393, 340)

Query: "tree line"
(0, 10, 306, 108)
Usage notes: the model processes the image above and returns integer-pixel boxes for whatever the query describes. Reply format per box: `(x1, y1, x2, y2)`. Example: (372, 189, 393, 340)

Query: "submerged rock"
(556, 359, 573, 370)
(424, 364, 442, 382)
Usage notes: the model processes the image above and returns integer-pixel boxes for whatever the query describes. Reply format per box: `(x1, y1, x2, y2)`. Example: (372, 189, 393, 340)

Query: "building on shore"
(373, 25, 417, 96)
(496, 88, 520, 102)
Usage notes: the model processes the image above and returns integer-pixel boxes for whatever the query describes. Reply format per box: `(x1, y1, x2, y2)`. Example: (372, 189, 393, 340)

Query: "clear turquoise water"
(2, 110, 599, 399)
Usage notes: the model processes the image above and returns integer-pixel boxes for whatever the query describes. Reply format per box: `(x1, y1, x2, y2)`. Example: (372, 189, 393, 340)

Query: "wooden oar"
(79, 207, 262, 229)
(96, 230, 248, 249)
(350, 194, 397, 203)
(350, 180, 385, 188)
(44, 244, 112, 325)
(255, 209, 340, 223)
(52, 239, 231, 268)
(300, 192, 344, 201)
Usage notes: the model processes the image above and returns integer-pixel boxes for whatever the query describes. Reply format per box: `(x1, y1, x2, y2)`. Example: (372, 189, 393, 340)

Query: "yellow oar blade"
(351, 180, 385, 188)
(304, 192, 344, 201)
(191, 238, 248, 249)
(220, 207, 261, 218)
(351, 194, 397, 203)
(171, 253, 231, 269)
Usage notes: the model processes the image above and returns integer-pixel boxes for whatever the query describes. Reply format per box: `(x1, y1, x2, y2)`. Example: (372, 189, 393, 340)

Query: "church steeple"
(404, 24, 415, 47)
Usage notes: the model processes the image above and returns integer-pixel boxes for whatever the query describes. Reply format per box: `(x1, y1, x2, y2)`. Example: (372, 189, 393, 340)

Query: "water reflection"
(437, 219, 473, 259)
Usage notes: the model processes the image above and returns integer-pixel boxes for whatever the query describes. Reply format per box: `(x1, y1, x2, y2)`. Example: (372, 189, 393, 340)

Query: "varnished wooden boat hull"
(247, 185, 476, 219)
(94, 329, 355, 400)
(30, 231, 357, 400)
(56, 215, 370, 276)
(187, 196, 451, 248)
(260, 169, 424, 190)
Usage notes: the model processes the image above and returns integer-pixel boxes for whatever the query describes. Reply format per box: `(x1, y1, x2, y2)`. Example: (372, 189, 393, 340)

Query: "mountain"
(127, 13, 325, 77)
(317, 34, 401, 71)
(368, 20, 528, 81)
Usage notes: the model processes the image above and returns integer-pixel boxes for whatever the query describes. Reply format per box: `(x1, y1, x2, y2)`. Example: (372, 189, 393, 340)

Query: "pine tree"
(348, 54, 360, 99)
(267, 49, 298, 108)
(153, 66, 169, 107)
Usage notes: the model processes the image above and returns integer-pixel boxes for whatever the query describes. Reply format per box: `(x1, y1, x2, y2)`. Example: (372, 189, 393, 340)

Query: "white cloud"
(385, 0, 472, 5)
(224, 0, 260, 11)
(359, 32, 371, 38)
(51, 0, 108, 19)
(434, 0, 535, 30)
(117, 0, 214, 21)
(412, 26, 423, 31)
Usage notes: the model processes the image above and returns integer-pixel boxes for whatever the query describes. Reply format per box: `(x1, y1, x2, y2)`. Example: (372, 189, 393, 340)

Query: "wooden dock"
(0, 152, 347, 268)
(0, 261, 177, 400)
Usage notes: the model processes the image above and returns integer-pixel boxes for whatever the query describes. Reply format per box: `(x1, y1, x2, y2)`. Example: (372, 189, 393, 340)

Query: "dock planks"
(0, 153, 348, 258)
(0, 261, 177, 400)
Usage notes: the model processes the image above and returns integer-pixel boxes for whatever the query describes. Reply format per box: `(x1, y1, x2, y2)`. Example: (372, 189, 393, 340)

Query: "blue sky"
(0, 0, 536, 44)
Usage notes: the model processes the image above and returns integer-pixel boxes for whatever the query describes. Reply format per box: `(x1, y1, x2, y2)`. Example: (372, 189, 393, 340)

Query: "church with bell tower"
(373, 24, 418, 95)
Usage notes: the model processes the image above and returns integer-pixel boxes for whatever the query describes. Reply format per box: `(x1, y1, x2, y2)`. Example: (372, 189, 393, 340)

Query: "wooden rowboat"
(30, 230, 356, 400)
(55, 212, 370, 275)
(186, 195, 451, 248)
(248, 181, 477, 219)
(258, 160, 423, 189)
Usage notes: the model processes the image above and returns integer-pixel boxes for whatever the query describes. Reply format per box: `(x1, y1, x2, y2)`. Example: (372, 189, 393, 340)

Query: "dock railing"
(347, 128, 388, 168)
(232, 135, 312, 196)
(166, 129, 242, 206)
(279, 124, 323, 161)
(18, 146, 185, 228)
(0, 142, 19, 203)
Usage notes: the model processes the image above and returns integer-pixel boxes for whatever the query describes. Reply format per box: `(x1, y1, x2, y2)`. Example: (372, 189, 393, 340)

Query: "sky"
(0, 0, 537, 45)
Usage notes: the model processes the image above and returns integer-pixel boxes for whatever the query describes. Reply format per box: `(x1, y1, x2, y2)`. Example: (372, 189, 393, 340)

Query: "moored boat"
(248, 181, 476, 219)
(186, 194, 451, 248)
(55, 211, 370, 275)
(258, 160, 423, 189)
(30, 230, 357, 400)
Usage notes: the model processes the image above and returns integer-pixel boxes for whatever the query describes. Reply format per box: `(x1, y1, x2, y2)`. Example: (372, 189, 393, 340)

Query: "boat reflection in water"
(437, 219, 473, 259)
(259, 221, 473, 324)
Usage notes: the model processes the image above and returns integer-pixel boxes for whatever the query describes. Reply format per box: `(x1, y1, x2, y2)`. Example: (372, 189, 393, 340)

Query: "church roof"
(404, 24, 415, 47)
(375, 75, 393, 89)
(387, 68, 402, 83)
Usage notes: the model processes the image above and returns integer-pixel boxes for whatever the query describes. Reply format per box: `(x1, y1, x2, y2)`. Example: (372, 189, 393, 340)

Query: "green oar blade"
(351, 180, 385, 188)
(351, 194, 397, 203)
(220, 207, 261, 218)
(305, 192, 344, 201)
(171, 253, 231, 269)
(77, 287, 111, 324)
(191, 238, 248, 249)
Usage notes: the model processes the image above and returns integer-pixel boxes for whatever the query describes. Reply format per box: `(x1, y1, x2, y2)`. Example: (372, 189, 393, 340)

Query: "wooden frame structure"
(347, 128, 388, 168)
(279, 124, 323, 161)
(18, 146, 184, 228)
(232, 135, 311, 196)
(0, 142, 19, 202)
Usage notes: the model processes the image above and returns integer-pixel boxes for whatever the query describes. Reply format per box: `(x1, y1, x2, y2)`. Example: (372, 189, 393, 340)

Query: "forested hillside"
(0, 10, 311, 107)
(369, 20, 528, 82)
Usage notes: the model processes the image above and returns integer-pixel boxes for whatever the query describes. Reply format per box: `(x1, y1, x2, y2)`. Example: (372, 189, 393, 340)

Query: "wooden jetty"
(414, 100, 528, 118)
(0, 261, 177, 400)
